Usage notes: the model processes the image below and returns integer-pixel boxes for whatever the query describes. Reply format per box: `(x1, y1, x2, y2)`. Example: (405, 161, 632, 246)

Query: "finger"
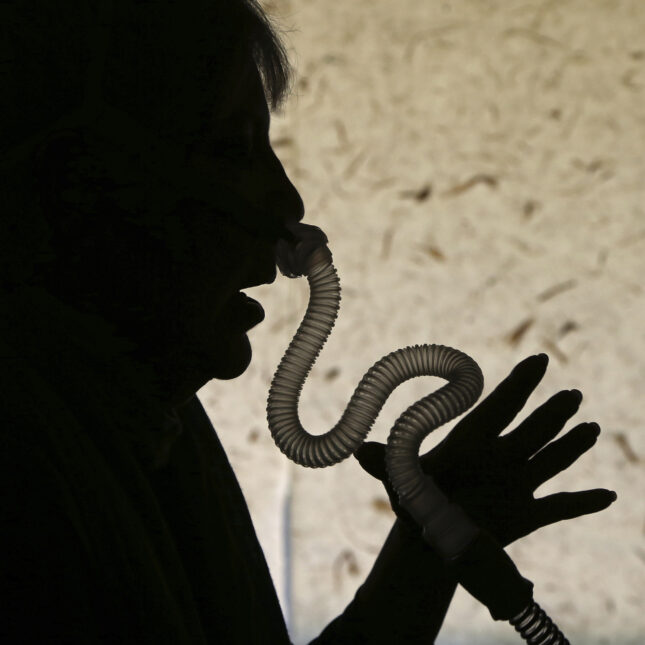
(501, 388, 583, 460)
(353, 441, 387, 481)
(452, 353, 549, 441)
(533, 489, 617, 528)
(528, 422, 600, 491)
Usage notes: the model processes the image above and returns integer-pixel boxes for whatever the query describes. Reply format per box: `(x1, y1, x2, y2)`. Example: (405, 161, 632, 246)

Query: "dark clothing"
(0, 286, 442, 644)
(1, 287, 291, 643)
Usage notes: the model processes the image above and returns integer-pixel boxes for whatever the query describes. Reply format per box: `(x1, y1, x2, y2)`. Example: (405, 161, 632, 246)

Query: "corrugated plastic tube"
(267, 222, 570, 644)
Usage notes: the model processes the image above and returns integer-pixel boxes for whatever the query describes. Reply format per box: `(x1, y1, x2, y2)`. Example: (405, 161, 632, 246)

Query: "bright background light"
(201, 1, 645, 643)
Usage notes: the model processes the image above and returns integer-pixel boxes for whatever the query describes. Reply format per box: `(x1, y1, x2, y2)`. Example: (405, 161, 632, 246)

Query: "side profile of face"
(4, 3, 304, 409)
(34, 59, 303, 406)
(155, 62, 304, 394)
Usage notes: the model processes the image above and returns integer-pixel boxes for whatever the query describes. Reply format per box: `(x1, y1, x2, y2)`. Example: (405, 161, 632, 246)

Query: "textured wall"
(200, 1, 645, 643)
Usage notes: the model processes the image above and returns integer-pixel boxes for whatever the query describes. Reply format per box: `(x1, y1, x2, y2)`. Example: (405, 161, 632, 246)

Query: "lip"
(229, 291, 265, 329)
(226, 261, 277, 330)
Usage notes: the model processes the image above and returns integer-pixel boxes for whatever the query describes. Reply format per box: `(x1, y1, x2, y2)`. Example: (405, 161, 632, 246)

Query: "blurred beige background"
(199, 1, 645, 643)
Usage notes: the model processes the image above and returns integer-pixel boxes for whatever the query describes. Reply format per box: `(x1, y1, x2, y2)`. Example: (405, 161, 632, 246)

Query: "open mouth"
(227, 265, 277, 329)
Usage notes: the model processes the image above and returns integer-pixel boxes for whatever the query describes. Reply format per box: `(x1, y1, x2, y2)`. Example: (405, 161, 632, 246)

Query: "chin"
(209, 332, 253, 380)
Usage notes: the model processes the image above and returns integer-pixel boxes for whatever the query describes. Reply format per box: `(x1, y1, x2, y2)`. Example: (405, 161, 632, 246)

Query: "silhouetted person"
(0, 2, 616, 643)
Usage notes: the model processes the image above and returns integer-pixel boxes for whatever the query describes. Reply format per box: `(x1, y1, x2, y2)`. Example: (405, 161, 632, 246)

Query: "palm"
(355, 354, 616, 547)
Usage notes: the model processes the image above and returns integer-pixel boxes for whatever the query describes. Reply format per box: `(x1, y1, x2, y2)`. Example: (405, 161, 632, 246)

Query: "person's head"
(1, 0, 304, 402)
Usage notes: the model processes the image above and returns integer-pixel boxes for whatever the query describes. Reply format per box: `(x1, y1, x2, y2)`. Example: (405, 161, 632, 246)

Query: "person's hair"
(0, 0, 293, 290)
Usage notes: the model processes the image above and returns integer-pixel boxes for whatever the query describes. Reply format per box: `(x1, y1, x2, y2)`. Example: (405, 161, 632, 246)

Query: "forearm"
(310, 520, 457, 644)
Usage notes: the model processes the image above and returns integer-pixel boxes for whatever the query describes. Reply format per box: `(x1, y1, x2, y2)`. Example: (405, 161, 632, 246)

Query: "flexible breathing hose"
(267, 222, 570, 644)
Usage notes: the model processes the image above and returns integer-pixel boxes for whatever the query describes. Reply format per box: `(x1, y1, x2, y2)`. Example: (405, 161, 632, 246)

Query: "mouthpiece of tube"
(275, 221, 332, 278)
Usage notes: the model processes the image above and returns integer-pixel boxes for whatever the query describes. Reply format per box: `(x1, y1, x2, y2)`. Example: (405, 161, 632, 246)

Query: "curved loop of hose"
(266, 259, 483, 493)
(267, 254, 484, 559)
(266, 243, 570, 644)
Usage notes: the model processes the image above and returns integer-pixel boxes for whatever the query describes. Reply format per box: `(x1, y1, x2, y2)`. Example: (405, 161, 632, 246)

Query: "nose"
(270, 150, 304, 224)
(264, 150, 304, 243)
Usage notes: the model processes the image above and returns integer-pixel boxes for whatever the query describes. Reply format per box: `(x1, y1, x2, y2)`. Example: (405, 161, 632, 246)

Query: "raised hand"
(354, 353, 617, 547)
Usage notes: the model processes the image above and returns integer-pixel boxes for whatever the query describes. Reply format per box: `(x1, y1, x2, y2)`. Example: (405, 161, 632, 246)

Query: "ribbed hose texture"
(267, 255, 570, 644)
(510, 602, 570, 645)
(266, 258, 484, 503)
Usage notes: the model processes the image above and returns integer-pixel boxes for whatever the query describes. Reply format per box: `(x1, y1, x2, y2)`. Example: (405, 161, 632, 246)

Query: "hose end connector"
(276, 222, 331, 278)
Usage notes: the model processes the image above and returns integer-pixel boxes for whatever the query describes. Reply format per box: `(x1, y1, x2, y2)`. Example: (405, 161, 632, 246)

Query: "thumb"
(354, 441, 387, 480)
